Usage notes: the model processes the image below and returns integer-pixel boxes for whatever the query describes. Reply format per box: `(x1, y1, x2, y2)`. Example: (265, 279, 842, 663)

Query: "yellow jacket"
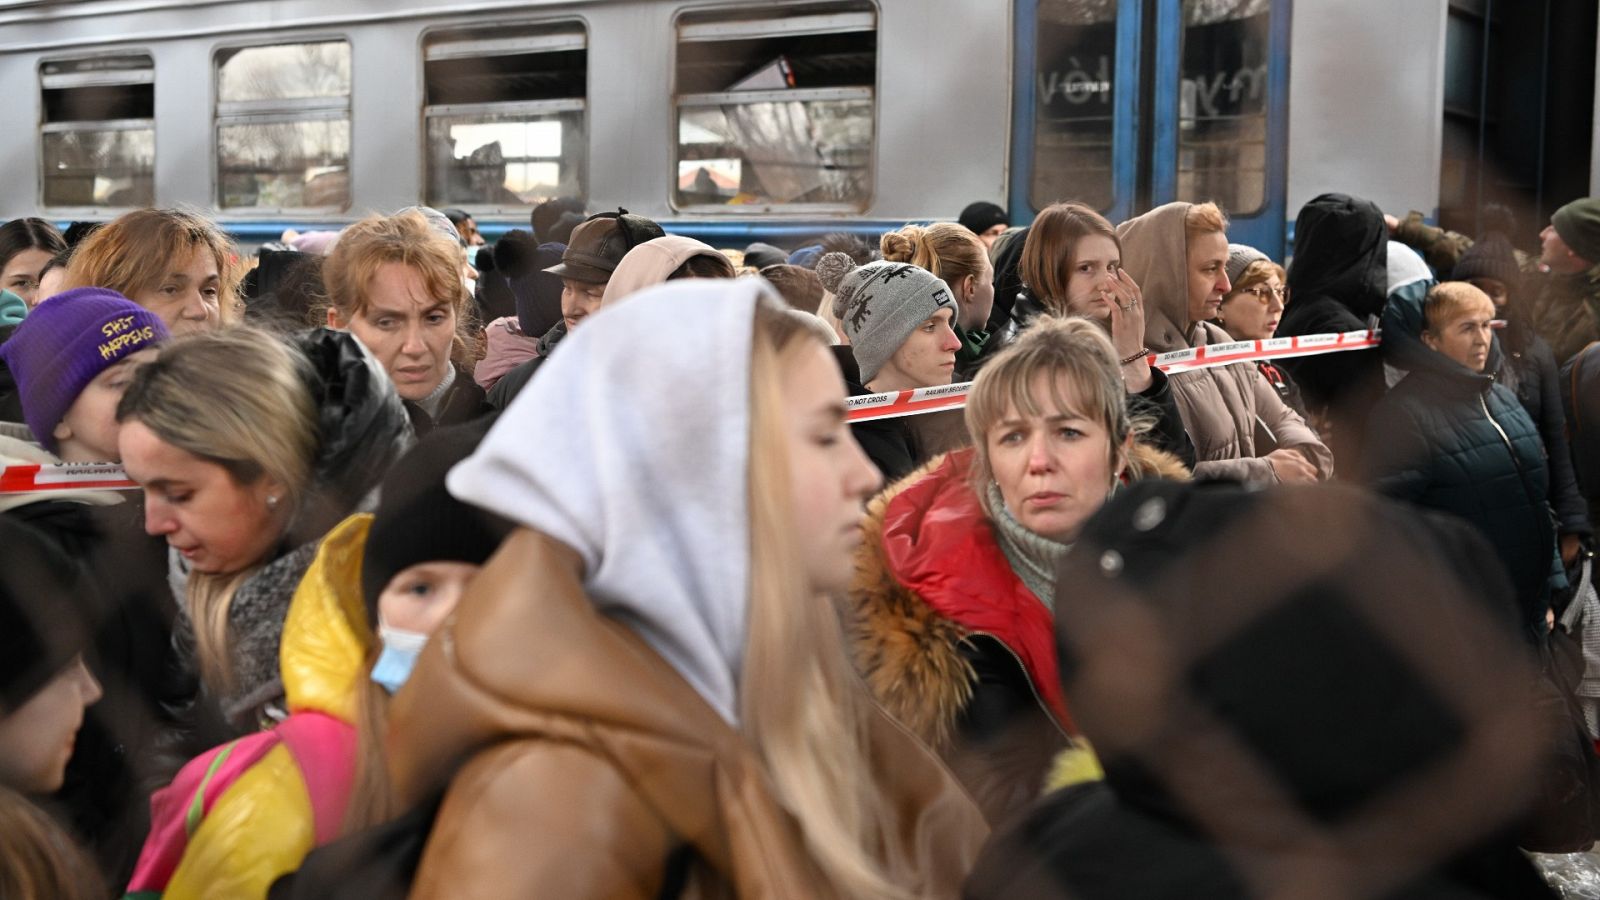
(127, 515, 374, 900)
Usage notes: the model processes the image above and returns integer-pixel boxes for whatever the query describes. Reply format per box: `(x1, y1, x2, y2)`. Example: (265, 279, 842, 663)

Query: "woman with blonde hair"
(324, 211, 486, 435)
(1117, 202, 1332, 484)
(881, 223, 995, 380)
(63, 207, 242, 333)
(115, 327, 410, 733)
(850, 315, 1190, 825)
(388, 279, 987, 898)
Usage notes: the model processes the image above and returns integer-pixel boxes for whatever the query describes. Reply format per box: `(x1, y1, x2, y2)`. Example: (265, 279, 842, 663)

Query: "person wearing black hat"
(965, 480, 1556, 900)
(959, 201, 1010, 251)
(486, 208, 665, 409)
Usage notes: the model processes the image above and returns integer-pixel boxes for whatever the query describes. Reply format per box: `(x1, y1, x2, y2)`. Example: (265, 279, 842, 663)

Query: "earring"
(267, 495, 280, 508)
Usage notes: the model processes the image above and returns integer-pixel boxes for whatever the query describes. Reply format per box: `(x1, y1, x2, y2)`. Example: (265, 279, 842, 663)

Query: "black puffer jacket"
(1276, 193, 1390, 476)
(1364, 275, 1558, 639)
(1494, 317, 1590, 540)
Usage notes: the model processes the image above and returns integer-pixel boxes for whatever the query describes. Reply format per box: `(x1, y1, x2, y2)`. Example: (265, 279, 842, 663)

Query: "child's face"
(1423, 295, 1497, 373)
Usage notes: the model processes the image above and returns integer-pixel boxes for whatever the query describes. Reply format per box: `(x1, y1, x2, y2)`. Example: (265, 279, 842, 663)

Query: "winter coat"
(485, 319, 565, 410)
(1118, 202, 1332, 484)
(403, 364, 487, 438)
(1494, 321, 1590, 538)
(965, 480, 1556, 900)
(1365, 273, 1558, 639)
(1253, 359, 1307, 421)
(1276, 194, 1391, 475)
(388, 528, 989, 898)
(848, 445, 1189, 824)
(1561, 344, 1600, 530)
(125, 515, 372, 900)
(473, 317, 540, 391)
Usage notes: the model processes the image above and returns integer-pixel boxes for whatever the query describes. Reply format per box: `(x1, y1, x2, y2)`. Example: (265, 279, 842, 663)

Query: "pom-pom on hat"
(0, 287, 169, 451)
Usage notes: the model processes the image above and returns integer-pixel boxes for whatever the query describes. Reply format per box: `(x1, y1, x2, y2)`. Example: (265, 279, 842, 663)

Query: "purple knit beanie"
(0, 287, 170, 451)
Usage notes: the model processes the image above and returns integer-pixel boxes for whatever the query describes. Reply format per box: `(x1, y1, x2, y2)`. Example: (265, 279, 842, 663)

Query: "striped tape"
(847, 327, 1382, 424)
(0, 462, 138, 494)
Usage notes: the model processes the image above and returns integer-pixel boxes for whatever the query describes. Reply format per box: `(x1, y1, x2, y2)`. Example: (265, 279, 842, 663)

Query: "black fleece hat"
(1453, 233, 1520, 288)
(0, 518, 94, 710)
(959, 201, 1008, 235)
(360, 420, 515, 622)
(1055, 481, 1536, 834)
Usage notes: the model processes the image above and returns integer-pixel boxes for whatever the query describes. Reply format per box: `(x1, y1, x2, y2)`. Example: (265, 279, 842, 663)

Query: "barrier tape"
(0, 462, 138, 495)
(847, 327, 1382, 423)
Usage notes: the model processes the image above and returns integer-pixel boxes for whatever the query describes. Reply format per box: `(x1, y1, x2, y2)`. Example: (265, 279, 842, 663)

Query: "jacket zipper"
(969, 629, 1070, 739)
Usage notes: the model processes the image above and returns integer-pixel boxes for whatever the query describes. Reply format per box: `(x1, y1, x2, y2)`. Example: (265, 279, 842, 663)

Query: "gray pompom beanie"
(836, 261, 958, 382)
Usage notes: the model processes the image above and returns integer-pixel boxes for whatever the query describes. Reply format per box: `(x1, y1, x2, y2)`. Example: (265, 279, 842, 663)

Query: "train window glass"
(1177, 0, 1271, 216)
(214, 40, 351, 211)
(40, 54, 155, 208)
(423, 22, 587, 210)
(1031, 0, 1118, 213)
(673, 3, 876, 211)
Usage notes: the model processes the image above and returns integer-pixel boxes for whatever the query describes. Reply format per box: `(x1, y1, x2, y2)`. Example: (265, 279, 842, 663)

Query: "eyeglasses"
(1239, 285, 1288, 304)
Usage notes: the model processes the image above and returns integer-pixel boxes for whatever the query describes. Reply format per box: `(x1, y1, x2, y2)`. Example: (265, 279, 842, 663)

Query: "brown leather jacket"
(389, 529, 988, 899)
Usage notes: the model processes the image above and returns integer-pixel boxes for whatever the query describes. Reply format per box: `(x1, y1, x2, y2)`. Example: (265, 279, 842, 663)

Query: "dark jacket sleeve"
(1532, 342, 1591, 536)
(485, 356, 542, 410)
(851, 418, 920, 483)
(1129, 368, 1196, 470)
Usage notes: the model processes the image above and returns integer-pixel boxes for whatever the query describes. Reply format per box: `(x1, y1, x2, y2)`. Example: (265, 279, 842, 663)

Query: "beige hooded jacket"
(1117, 202, 1333, 484)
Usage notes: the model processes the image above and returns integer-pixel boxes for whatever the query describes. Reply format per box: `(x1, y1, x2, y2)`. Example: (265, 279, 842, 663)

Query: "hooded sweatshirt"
(1117, 203, 1332, 484)
(1276, 194, 1391, 473)
(600, 235, 729, 308)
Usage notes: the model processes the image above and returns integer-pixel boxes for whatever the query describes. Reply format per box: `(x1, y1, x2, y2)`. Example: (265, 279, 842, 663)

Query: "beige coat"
(1118, 202, 1334, 483)
(389, 529, 989, 899)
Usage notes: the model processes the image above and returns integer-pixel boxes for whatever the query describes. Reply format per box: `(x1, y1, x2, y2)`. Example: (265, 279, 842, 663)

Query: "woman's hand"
(1266, 448, 1319, 484)
(1107, 269, 1152, 392)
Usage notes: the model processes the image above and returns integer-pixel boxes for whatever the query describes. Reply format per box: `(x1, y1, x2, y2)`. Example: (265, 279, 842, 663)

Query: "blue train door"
(1011, 0, 1292, 257)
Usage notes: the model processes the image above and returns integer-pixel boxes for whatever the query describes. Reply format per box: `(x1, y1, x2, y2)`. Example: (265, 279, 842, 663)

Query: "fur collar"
(848, 442, 1189, 750)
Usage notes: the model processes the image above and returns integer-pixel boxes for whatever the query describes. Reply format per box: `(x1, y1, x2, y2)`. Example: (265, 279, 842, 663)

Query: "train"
(0, 0, 1595, 258)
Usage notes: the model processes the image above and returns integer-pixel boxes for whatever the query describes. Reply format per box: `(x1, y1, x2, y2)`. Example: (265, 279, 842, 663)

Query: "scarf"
(987, 482, 1073, 611)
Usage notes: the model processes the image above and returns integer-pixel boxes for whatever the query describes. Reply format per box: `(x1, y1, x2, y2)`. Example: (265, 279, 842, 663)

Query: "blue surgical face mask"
(370, 623, 430, 694)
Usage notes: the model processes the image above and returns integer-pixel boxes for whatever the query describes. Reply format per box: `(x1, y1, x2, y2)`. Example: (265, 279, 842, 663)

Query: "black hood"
(1288, 193, 1389, 319)
(1048, 481, 1543, 894)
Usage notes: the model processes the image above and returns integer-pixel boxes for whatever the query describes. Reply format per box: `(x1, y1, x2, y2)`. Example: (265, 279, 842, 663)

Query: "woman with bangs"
(849, 315, 1189, 825)
(62, 208, 242, 333)
(324, 211, 487, 435)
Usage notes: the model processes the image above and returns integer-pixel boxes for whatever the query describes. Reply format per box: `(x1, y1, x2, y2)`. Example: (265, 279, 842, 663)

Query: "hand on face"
(1104, 268, 1146, 358)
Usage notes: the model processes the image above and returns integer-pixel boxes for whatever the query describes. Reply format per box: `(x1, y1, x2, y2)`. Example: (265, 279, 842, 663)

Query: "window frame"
(211, 35, 355, 216)
(419, 18, 590, 215)
(669, 1, 881, 215)
(38, 50, 156, 215)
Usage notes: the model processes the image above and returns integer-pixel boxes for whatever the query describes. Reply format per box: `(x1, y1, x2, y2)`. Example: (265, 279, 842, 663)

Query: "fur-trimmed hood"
(848, 443, 1190, 751)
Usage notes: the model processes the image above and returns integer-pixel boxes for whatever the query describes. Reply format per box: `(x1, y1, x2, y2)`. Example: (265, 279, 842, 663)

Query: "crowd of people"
(2, 187, 1600, 898)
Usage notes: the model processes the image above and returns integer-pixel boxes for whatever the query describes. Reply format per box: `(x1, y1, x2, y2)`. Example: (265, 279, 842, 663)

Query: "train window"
(1176, 0, 1271, 215)
(673, 3, 876, 212)
(40, 54, 155, 209)
(1031, 0, 1118, 213)
(214, 40, 351, 212)
(423, 22, 587, 211)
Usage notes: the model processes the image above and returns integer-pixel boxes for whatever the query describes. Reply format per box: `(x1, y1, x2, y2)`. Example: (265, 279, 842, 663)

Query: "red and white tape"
(847, 328, 1382, 423)
(0, 462, 138, 495)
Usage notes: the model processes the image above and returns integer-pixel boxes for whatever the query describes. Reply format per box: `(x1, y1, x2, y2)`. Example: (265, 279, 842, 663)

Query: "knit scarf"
(986, 482, 1072, 611)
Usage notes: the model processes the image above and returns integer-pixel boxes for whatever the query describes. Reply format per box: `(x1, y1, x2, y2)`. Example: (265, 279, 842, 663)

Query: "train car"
(0, 0, 1593, 258)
